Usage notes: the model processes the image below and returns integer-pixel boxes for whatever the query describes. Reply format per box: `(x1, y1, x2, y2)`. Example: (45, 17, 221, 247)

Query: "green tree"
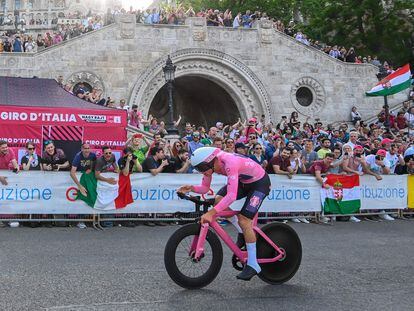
(180, 0, 414, 66)
(305, 0, 414, 66)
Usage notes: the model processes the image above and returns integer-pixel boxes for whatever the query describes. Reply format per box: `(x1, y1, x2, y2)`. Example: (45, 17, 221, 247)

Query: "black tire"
(164, 223, 223, 289)
(257, 222, 302, 285)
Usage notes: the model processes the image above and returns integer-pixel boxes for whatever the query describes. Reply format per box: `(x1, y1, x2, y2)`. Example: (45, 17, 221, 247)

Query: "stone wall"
(0, 15, 407, 124)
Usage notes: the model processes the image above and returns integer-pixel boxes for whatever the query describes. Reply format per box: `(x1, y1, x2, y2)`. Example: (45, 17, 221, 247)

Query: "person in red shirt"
(267, 147, 293, 178)
(0, 140, 19, 172)
(307, 153, 335, 188)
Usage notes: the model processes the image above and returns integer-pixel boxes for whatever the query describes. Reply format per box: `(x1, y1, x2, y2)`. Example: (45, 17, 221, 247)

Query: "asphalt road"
(0, 220, 413, 311)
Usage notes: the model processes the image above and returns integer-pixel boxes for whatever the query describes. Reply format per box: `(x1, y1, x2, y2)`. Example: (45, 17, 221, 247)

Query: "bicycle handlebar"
(177, 192, 215, 207)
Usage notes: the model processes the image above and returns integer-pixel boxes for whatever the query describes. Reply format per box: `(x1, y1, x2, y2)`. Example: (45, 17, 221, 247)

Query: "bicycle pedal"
(231, 254, 245, 271)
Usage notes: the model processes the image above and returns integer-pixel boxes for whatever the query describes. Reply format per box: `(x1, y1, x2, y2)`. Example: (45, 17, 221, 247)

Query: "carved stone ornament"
(119, 14, 136, 39)
(187, 17, 207, 42)
(129, 48, 272, 122)
(66, 71, 105, 94)
(259, 20, 273, 44)
(290, 76, 326, 118)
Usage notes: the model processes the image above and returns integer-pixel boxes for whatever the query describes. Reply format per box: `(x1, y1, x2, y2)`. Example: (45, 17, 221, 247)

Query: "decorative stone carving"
(290, 76, 326, 118)
(66, 71, 105, 94)
(119, 14, 136, 39)
(130, 48, 273, 121)
(187, 17, 207, 42)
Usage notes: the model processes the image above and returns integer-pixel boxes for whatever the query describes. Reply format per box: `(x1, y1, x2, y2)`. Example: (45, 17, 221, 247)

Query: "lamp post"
(162, 55, 178, 135)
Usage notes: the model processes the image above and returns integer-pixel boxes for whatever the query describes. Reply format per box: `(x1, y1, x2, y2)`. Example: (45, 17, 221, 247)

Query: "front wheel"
(164, 223, 223, 289)
(257, 222, 302, 284)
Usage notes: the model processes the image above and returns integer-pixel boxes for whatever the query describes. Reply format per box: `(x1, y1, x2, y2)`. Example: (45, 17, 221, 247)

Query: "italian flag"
(77, 172, 133, 210)
(366, 64, 412, 97)
(321, 174, 361, 214)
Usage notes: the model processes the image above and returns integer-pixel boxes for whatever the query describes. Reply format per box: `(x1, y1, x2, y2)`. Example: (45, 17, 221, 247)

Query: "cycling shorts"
(216, 173, 271, 219)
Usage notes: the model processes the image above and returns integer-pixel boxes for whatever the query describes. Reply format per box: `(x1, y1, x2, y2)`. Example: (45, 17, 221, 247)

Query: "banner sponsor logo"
(78, 114, 107, 123)
(0, 111, 77, 123)
(0, 137, 41, 144)
(66, 187, 78, 202)
(0, 186, 52, 201)
(85, 140, 125, 147)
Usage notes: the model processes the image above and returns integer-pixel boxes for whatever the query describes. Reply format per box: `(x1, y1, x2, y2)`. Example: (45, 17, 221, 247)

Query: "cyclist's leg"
(215, 184, 245, 236)
(237, 175, 271, 280)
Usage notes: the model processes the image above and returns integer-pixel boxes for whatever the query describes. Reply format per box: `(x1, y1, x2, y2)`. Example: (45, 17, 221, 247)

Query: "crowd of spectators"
(127, 5, 387, 66)
(1, 91, 413, 227)
(0, 10, 114, 53)
(1, 3, 389, 66)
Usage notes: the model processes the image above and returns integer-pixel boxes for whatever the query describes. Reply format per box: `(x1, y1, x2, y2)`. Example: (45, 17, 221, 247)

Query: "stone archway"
(149, 75, 241, 128)
(129, 48, 272, 122)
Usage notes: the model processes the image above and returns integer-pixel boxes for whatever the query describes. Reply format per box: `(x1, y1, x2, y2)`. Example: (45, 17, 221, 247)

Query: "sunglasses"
(104, 152, 112, 155)
(255, 148, 262, 150)
(226, 141, 234, 144)
(194, 162, 214, 173)
(27, 147, 35, 150)
(44, 140, 53, 146)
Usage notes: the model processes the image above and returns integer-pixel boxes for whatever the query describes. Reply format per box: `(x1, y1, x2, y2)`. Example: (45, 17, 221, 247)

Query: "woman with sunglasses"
(171, 141, 183, 158)
(21, 142, 41, 171)
(249, 143, 267, 169)
(224, 138, 235, 153)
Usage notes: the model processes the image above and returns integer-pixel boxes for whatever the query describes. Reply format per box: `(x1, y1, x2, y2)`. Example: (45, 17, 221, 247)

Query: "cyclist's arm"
(192, 174, 212, 194)
(213, 167, 239, 212)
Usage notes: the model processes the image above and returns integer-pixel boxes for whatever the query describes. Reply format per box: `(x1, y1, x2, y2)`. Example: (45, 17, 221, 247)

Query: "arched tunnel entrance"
(149, 76, 241, 129)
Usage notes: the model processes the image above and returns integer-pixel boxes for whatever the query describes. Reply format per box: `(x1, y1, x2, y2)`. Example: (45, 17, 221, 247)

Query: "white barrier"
(0, 172, 409, 214)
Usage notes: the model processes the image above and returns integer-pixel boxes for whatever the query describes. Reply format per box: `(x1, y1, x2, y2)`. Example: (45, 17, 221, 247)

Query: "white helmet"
(191, 147, 220, 172)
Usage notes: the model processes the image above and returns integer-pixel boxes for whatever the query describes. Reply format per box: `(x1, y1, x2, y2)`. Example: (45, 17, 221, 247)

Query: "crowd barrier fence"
(0, 172, 412, 225)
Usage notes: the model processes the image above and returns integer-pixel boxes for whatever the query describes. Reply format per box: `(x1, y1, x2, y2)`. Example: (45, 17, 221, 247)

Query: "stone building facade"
(0, 15, 406, 126)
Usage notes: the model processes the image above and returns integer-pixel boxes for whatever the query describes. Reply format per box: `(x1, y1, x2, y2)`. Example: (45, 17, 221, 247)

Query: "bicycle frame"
(190, 210, 285, 264)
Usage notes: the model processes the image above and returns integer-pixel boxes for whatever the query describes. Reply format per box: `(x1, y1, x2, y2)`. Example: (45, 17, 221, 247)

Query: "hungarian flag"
(321, 174, 361, 214)
(77, 172, 133, 210)
(366, 64, 412, 97)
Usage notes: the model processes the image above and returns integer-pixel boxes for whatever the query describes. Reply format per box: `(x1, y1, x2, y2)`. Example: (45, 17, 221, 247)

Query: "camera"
(355, 153, 362, 158)
(375, 155, 382, 160)
(131, 154, 138, 160)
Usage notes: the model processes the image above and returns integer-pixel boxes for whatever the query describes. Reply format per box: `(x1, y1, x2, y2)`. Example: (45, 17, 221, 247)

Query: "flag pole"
(383, 95, 389, 129)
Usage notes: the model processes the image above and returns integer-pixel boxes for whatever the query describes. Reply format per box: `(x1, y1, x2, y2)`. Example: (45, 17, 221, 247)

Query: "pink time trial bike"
(164, 193, 302, 289)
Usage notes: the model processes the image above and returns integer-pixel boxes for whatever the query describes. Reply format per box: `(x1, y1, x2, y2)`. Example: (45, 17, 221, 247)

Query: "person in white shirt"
(385, 144, 405, 174)
(365, 149, 390, 175)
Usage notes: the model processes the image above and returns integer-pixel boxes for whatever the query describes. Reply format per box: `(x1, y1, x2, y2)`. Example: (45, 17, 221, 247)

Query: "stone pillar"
(258, 19, 274, 44)
(186, 17, 206, 42)
(118, 13, 136, 39)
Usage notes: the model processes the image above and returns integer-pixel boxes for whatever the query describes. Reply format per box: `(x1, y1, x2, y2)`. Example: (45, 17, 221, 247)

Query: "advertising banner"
(360, 175, 408, 210)
(0, 172, 322, 214)
(0, 172, 408, 214)
(0, 105, 127, 127)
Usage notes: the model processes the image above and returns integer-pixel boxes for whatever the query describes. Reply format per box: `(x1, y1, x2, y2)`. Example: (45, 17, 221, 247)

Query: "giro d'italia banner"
(0, 172, 409, 214)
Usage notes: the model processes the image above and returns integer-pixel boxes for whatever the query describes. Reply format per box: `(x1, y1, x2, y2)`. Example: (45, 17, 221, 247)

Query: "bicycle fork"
(189, 223, 209, 260)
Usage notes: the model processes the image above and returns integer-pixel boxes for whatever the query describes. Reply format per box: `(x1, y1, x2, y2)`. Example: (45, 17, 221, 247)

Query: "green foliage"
(180, 0, 414, 66)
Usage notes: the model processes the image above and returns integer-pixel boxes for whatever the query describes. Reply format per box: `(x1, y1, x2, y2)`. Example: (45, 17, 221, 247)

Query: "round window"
(296, 87, 313, 107)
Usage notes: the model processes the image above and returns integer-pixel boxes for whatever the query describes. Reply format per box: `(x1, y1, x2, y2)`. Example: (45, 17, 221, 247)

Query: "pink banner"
(0, 105, 127, 127)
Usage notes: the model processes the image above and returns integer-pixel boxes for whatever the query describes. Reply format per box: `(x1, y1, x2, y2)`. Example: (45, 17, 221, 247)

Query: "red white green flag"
(321, 174, 361, 214)
(366, 64, 412, 97)
(77, 172, 133, 210)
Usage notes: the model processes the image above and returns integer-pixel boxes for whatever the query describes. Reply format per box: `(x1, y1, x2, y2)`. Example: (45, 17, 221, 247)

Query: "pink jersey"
(193, 151, 265, 212)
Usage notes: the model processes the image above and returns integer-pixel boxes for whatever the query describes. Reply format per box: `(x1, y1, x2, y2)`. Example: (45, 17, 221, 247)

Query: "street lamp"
(162, 55, 178, 135)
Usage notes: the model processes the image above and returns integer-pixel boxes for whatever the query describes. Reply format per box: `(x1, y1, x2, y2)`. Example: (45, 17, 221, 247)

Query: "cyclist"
(178, 147, 270, 281)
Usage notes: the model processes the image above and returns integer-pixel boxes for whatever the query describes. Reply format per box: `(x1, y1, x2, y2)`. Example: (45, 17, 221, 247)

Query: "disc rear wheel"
(256, 222, 302, 284)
